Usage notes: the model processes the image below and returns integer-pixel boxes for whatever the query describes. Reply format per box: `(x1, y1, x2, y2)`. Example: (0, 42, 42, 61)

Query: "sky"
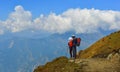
(0, 0, 120, 20)
(0, 0, 120, 35)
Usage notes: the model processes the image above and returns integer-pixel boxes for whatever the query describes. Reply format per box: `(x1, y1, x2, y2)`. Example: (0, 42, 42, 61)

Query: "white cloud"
(34, 13, 72, 34)
(0, 5, 120, 35)
(61, 8, 120, 33)
(3, 5, 32, 33)
(34, 8, 120, 34)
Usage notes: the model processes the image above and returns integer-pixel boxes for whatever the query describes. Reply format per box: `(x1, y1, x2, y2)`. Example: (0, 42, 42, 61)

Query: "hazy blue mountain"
(0, 31, 107, 72)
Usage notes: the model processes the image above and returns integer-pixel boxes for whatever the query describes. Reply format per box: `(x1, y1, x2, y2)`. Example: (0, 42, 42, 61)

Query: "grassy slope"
(34, 56, 80, 72)
(34, 30, 120, 72)
(78, 30, 120, 58)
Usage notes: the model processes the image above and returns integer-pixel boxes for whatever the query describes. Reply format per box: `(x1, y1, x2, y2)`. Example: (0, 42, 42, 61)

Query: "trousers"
(69, 45, 76, 59)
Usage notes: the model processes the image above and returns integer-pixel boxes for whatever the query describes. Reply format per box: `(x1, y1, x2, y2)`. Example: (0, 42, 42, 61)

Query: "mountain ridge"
(34, 30, 120, 72)
(77, 30, 120, 58)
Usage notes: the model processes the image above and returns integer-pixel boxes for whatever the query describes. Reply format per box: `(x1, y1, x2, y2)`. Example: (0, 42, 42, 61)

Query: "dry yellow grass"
(34, 30, 120, 72)
(78, 30, 120, 58)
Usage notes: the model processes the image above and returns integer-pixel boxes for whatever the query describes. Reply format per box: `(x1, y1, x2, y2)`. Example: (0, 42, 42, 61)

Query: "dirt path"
(69, 58, 120, 72)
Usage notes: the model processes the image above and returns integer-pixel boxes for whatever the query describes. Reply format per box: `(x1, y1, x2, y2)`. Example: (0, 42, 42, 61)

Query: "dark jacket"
(72, 38, 77, 46)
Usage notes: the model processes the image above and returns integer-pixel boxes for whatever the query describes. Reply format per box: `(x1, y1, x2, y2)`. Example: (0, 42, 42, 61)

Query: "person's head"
(72, 35, 75, 38)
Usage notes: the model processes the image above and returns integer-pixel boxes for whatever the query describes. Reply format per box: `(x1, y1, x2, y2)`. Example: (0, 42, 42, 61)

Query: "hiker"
(68, 35, 81, 59)
(68, 37, 73, 58)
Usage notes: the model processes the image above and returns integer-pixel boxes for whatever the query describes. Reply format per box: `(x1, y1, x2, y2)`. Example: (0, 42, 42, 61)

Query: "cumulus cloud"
(0, 5, 120, 35)
(34, 8, 120, 34)
(34, 13, 72, 34)
(62, 8, 120, 33)
(2, 5, 32, 33)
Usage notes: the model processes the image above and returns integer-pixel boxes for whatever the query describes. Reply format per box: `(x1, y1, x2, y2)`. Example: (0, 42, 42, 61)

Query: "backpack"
(68, 40, 73, 47)
(76, 38, 81, 46)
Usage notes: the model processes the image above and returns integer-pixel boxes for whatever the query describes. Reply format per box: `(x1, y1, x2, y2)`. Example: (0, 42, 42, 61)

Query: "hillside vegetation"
(34, 56, 80, 72)
(34, 30, 120, 72)
(78, 30, 120, 58)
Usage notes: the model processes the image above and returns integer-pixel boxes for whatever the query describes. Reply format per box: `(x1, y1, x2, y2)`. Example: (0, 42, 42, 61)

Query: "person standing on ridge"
(68, 35, 81, 59)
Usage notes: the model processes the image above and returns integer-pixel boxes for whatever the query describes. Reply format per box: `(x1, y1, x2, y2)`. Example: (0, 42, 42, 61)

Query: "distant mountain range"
(0, 31, 108, 72)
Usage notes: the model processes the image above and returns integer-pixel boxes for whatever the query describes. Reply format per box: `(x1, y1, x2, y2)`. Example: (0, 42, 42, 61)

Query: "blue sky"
(0, 0, 120, 20)
(0, 0, 120, 35)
